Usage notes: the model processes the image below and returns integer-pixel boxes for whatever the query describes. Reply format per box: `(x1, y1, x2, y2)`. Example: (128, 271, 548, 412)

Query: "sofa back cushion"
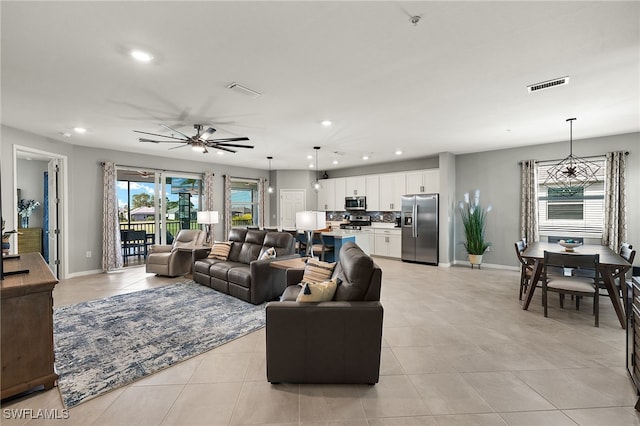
(333, 242, 381, 302)
(172, 229, 204, 249)
(226, 229, 248, 262)
(263, 232, 295, 256)
(238, 230, 267, 263)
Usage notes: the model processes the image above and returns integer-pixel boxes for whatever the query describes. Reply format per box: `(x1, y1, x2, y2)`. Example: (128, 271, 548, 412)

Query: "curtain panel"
(102, 162, 123, 271)
(223, 175, 231, 238)
(519, 160, 539, 244)
(258, 178, 266, 229)
(602, 151, 627, 250)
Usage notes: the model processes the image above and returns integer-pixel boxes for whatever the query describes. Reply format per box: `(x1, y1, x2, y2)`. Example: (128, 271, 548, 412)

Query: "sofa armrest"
(265, 301, 383, 384)
(249, 254, 300, 304)
(148, 244, 172, 254)
(193, 247, 212, 261)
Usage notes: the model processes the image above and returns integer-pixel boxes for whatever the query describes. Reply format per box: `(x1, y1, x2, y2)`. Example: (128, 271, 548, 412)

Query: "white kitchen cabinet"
(354, 229, 373, 255)
(379, 173, 405, 211)
(345, 176, 366, 196)
(372, 228, 401, 258)
(365, 175, 380, 211)
(317, 179, 332, 211)
(405, 169, 440, 194)
(333, 177, 346, 210)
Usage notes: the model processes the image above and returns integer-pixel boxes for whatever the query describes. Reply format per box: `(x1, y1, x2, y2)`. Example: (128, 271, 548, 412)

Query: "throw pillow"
(296, 279, 338, 302)
(258, 246, 276, 261)
(208, 241, 232, 260)
(302, 258, 336, 284)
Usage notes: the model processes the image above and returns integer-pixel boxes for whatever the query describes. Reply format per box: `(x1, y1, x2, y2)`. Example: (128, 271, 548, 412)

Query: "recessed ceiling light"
(73, 127, 87, 134)
(309, 164, 314, 168)
(395, 150, 403, 155)
(306, 155, 313, 160)
(321, 120, 332, 127)
(332, 160, 339, 165)
(131, 49, 153, 62)
(362, 155, 369, 161)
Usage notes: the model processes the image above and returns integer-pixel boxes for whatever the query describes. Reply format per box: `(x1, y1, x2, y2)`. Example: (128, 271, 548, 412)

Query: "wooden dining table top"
(522, 241, 630, 268)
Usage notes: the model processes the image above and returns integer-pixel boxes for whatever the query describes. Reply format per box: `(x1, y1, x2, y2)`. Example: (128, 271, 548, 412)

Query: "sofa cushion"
(333, 243, 375, 301)
(209, 261, 244, 280)
(208, 241, 232, 260)
(264, 232, 294, 256)
(302, 259, 336, 284)
(228, 266, 251, 288)
(227, 229, 248, 262)
(296, 279, 338, 302)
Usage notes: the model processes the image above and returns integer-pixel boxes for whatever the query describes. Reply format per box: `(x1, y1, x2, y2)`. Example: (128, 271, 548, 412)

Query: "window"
(230, 178, 259, 227)
(537, 157, 605, 238)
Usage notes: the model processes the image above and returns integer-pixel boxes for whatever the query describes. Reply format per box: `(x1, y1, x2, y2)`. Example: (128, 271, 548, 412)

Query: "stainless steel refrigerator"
(401, 194, 439, 265)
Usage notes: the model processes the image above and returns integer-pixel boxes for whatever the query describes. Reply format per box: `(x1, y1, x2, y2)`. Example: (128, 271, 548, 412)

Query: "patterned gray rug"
(53, 281, 265, 408)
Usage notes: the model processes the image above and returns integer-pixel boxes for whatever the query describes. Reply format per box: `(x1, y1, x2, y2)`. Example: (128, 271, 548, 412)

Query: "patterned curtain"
(203, 171, 215, 211)
(519, 160, 539, 244)
(224, 175, 231, 238)
(602, 151, 627, 250)
(258, 178, 266, 229)
(102, 162, 123, 271)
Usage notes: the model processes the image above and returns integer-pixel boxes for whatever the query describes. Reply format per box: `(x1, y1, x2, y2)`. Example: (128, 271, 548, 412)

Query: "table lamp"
(295, 211, 326, 258)
(197, 211, 219, 245)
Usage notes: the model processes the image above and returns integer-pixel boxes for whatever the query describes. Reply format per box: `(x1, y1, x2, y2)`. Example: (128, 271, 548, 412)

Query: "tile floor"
(2, 258, 640, 425)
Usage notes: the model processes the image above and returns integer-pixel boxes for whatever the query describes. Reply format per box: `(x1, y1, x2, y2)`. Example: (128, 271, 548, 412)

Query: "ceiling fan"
(134, 124, 253, 154)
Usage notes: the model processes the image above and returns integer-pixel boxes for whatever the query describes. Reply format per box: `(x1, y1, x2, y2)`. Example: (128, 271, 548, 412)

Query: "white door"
(280, 189, 305, 228)
(47, 158, 61, 276)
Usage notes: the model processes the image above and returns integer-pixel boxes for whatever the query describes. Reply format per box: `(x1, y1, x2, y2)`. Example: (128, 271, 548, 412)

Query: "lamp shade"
(197, 211, 219, 224)
(295, 211, 326, 231)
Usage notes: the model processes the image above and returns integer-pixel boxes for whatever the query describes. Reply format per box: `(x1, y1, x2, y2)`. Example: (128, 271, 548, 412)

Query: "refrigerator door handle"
(413, 203, 418, 238)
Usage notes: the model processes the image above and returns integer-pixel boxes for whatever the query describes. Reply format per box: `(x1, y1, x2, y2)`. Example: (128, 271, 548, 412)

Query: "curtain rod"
(99, 162, 213, 176)
(517, 151, 629, 166)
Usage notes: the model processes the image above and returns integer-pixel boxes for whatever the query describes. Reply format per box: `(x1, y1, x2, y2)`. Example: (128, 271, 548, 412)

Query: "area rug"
(53, 281, 265, 408)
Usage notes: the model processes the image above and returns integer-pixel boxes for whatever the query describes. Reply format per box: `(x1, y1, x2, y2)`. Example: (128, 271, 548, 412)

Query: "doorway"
(13, 146, 67, 278)
(279, 189, 306, 229)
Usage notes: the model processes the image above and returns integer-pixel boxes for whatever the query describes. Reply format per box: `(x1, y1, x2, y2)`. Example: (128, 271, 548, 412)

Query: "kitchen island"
(321, 229, 369, 261)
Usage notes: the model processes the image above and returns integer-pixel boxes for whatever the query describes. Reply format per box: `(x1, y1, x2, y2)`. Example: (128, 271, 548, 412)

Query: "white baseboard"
(67, 268, 102, 278)
(453, 260, 519, 271)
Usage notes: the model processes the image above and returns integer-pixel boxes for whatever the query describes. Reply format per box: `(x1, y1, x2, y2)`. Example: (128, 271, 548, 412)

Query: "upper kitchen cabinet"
(334, 178, 346, 210)
(317, 178, 332, 211)
(405, 169, 440, 194)
(365, 175, 380, 211)
(345, 176, 366, 196)
(379, 173, 405, 211)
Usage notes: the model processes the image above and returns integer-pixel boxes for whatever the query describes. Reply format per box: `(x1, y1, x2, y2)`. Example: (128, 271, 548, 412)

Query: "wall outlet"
(86, 251, 91, 258)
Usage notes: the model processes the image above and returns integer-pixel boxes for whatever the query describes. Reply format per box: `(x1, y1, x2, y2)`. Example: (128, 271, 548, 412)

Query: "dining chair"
(514, 240, 535, 300)
(311, 230, 334, 261)
(573, 243, 635, 299)
(543, 251, 600, 327)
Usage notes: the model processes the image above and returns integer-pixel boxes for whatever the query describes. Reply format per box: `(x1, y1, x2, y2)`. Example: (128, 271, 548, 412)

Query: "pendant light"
(267, 156, 274, 194)
(542, 118, 600, 196)
(312, 147, 322, 191)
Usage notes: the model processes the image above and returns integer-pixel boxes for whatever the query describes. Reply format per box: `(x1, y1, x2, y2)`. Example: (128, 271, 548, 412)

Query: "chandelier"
(542, 118, 600, 196)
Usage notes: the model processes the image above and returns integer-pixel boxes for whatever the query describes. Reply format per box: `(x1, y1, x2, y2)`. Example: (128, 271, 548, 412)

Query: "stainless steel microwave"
(345, 196, 366, 211)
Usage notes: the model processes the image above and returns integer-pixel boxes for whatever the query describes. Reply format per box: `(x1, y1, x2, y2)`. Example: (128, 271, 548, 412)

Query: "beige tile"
(410, 373, 494, 415)
(230, 381, 299, 425)
(189, 352, 252, 383)
(367, 416, 438, 426)
(133, 356, 202, 386)
(562, 406, 640, 425)
(379, 347, 405, 376)
(391, 346, 455, 374)
(433, 413, 508, 425)
(516, 367, 637, 409)
(298, 384, 366, 423)
(461, 372, 555, 412)
(161, 382, 242, 426)
(360, 375, 431, 418)
(92, 385, 183, 426)
(498, 410, 577, 425)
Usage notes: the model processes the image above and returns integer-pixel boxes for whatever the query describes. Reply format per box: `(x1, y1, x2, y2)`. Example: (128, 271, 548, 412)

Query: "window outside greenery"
(230, 179, 259, 227)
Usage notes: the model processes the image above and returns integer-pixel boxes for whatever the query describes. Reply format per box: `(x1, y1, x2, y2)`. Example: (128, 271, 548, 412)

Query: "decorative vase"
(468, 254, 483, 269)
(20, 216, 29, 228)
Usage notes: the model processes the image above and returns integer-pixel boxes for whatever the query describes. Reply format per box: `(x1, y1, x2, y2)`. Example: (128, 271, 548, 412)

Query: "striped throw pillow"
(302, 258, 336, 284)
(208, 241, 232, 260)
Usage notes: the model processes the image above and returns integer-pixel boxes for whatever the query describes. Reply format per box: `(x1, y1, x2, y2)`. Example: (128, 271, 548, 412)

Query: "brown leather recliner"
(265, 241, 383, 384)
(146, 229, 206, 277)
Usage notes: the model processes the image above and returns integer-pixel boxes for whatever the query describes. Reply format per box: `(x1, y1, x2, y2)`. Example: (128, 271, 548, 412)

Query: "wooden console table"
(1, 252, 59, 399)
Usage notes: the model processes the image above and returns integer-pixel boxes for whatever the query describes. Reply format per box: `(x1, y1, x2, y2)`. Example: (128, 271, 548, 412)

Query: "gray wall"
(327, 155, 439, 178)
(16, 158, 48, 229)
(455, 132, 639, 268)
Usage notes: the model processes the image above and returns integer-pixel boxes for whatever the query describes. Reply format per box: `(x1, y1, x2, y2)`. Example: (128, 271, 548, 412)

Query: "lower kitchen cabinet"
(372, 229, 401, 258)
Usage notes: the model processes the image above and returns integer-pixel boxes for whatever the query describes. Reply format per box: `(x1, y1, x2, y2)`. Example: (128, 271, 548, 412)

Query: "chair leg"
(576, 295, 580, 310)
(543, 286, 548, 317)
(594, 291, 599, 327)
(559, 293, 564, 309)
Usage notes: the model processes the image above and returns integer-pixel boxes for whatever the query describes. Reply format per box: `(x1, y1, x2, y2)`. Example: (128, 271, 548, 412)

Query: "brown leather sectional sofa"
(265, 242, 383, 384)
(193, 229, 298, 304)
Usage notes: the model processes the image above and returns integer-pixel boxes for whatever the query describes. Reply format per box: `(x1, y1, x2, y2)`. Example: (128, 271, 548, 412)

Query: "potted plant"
(458, 190, 492, 267)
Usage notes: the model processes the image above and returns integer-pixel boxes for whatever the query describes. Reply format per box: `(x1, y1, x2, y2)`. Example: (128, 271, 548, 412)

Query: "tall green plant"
(458, 190, 491, 255)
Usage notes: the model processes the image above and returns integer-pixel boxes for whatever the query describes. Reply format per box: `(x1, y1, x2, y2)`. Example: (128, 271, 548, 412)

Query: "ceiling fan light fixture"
(191, 142, 206, 153)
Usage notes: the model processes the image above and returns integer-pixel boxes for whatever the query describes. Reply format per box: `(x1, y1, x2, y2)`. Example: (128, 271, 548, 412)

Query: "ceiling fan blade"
(209, 143, 254, 149)
(134, 130, 186, 141)
(139, 138, 186, 144)
(198, 127, 217, 141)
(160, 124, 192, 140)
(206, 137, 250, 142)
(168, 144, 190, 150)
(210, 145, 237, 153)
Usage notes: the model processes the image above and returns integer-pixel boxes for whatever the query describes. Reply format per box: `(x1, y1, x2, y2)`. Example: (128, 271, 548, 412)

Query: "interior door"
(46, 158, 60, 277)
(280, 189, 305, 229)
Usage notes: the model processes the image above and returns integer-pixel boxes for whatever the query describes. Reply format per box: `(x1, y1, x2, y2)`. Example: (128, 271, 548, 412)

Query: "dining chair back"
(542, 251, 600, 326)
(514, 240, 535, 300)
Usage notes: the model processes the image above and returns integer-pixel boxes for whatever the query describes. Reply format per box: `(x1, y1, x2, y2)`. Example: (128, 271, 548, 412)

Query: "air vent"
(226, 82, 262, 97)
(527, 76, 569, 92)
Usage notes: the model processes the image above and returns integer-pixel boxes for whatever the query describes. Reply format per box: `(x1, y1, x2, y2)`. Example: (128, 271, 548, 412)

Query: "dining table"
(521, 241, 631, 329)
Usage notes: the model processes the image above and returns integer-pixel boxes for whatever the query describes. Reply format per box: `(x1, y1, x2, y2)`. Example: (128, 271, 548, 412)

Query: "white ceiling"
(2, 1, 638, 171)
